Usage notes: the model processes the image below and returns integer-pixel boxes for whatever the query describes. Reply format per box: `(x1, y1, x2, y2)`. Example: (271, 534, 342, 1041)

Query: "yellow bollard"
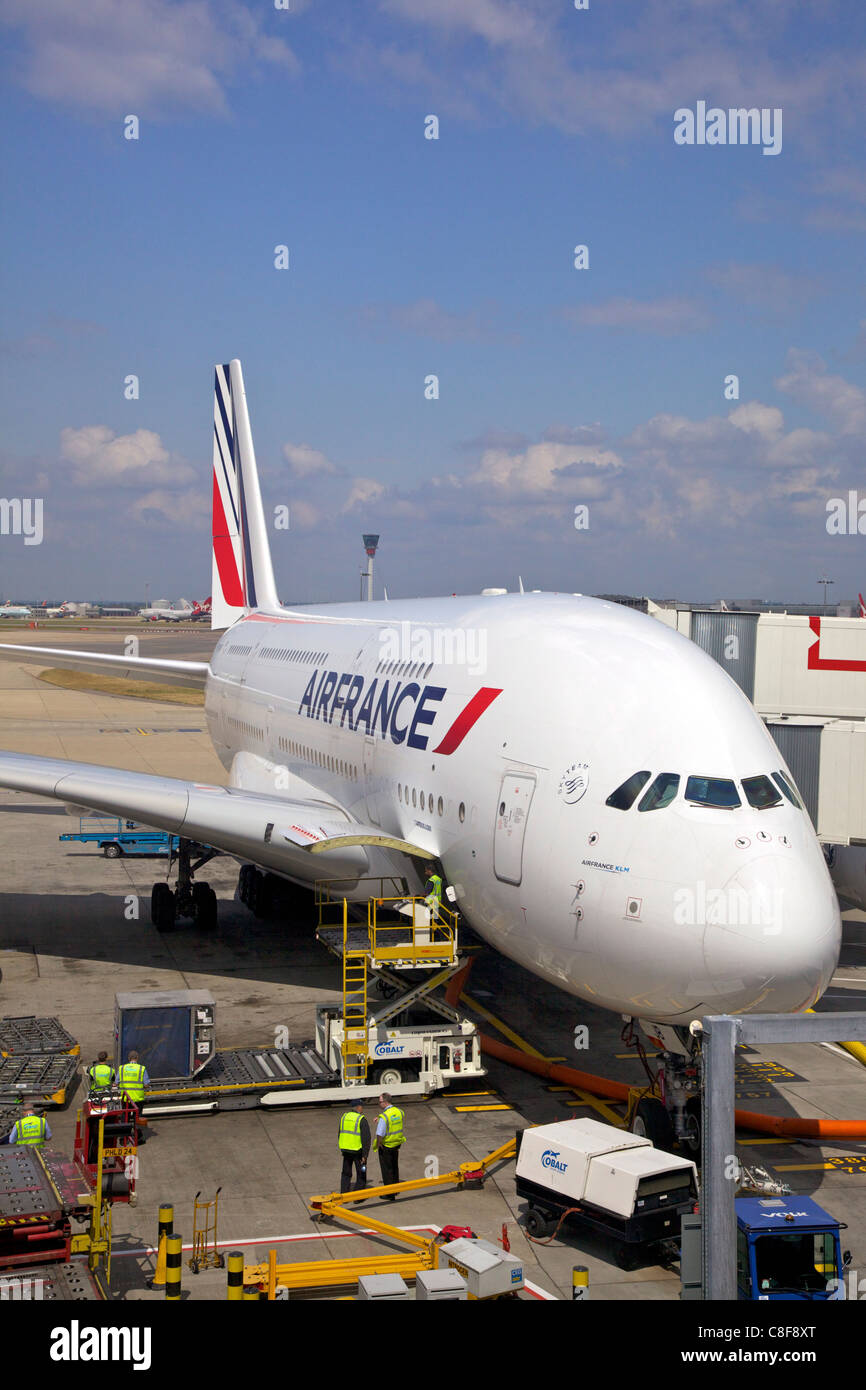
(150, 1202, 173, 1289)
(243, 1283, 261, 1301)
(572, 1265, 589, 1300)
(227, 1250, 244, 1301)
(165, 1233, 183, 1302)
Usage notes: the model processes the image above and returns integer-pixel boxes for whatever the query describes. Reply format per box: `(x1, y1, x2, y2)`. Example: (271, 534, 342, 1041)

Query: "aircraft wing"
(0, 642, 208, 690)
(0, 751, 429, 883)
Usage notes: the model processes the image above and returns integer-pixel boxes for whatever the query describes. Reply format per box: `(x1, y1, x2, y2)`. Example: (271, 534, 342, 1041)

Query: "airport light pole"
(818, 577, 834, 615)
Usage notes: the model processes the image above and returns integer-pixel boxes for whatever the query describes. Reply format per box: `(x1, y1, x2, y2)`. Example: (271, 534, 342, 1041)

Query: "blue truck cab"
(736, 1195, 849, 1300)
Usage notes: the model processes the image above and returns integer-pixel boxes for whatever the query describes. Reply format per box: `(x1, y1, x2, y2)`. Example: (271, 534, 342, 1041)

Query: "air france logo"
(298, 668, 502, 755)
(374, 1042, 405, 1057)
(558, 762, 589, 804)
(541, 1149, 568, 1173)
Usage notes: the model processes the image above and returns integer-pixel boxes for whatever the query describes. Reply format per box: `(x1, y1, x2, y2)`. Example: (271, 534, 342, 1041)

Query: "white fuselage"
(204, 593, 841, 1025)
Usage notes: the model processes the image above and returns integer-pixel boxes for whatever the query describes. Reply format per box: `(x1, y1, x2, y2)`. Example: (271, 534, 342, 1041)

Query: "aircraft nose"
(702, 853, 841, 1013)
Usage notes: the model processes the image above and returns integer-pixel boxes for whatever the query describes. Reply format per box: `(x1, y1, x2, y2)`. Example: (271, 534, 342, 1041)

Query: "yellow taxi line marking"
(614, 1053, 661, 1060)
(459, 992, 546, 1058)
(737, 1138, 798, 1146)
(445, 1090, 494, 1098)
(454, 1104, 513, 1113)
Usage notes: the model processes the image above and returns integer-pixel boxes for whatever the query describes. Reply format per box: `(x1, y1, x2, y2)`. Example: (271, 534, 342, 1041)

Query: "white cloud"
(0, 0, 297, 115)
(466, 441, 622, 496)
(775, 349, 866, 436)
(60, 425, 194, 487)
(131, 488, 209, 526)
(342, 477, 387, 512)
(562, 297, 709, 335)
(282, 442, 339, 478)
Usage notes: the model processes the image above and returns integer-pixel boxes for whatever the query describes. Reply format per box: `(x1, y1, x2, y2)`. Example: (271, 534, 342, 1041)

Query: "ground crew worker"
(87, 1051, 115, 1093)
(118, 1051, 150, 1105)
(423, 863, 443, 920)
(3, 1103, 51, 1147)
(374, 1092, 405, 1197)
(338, 1100, 371, 1195)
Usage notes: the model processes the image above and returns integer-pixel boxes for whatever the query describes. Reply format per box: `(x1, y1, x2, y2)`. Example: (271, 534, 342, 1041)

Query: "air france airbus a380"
(0, 362, 841, 1142)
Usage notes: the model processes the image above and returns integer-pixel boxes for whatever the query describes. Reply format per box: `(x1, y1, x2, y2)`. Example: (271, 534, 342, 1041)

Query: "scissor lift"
(314, 877, 476, 1089)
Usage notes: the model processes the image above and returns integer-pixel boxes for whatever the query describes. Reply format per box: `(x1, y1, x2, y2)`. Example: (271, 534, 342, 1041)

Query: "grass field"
(37, 668, 205, 706)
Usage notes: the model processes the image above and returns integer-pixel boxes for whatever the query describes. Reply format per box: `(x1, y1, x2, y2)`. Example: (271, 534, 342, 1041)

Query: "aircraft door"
(493, 773, 536, 885)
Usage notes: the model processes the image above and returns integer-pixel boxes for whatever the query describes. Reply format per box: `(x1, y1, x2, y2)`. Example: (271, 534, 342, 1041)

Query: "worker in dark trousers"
(338, 1100, 371, 1195)
(374, 1092, 405, 1199)
(87, 1051, 115, 1093)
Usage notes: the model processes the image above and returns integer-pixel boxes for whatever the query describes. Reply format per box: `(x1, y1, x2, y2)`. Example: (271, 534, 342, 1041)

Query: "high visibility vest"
(425, 874, 443, 904)
(88, 1063, 114, 1090)
(339, 1111, 364, 1153)
(119, 1062, 146, 1102)
(382, 1106, 405, 1148)
(14, 1115, 48, 1146)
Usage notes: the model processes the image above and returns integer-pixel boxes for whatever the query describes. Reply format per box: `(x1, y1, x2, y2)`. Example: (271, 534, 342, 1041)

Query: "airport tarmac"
(0, 634, 864, 1301)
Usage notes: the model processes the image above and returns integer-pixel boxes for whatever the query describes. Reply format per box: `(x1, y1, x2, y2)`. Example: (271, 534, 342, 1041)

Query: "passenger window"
(742, 775, 782, 809)
(685, 776, 741, 808)
(605, 771, 652, 810)
(637, 773, 679, 812)
(772, 771, 803, 810)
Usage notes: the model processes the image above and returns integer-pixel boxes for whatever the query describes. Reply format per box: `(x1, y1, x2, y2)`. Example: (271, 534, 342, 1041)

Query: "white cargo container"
(516, 1118, 698, 1268)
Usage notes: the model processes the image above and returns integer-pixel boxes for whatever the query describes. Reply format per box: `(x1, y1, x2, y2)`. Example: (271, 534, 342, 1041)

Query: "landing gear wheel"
(192, 882, 218, 930)
(524, 1207, 554, 1239)
(631, 1096, 675, 1152)
(238, 864, 254, 907)
(151, 882, 176, 932)
(372, 1064, 405, 1086)
(103, 843, 123, 859)
(681, 1097, 702, 1157)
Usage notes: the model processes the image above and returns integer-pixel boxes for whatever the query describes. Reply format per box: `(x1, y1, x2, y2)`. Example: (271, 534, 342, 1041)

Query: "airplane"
(0, 602, 32, 619)
(0, 360, 842, 1148)
(140, 598, 209, 622)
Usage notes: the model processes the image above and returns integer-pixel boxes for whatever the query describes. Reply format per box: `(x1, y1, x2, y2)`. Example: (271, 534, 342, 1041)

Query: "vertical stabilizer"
(211, 360, 279, 630)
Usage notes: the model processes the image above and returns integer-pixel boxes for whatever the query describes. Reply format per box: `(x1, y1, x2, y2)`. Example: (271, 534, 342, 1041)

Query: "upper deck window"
(772, 770, 804, 810)
(637, 772, 680, 812)
(605, 771, 651, 810)
(685, 775, 741, 808)
(741, 774, 783, 810)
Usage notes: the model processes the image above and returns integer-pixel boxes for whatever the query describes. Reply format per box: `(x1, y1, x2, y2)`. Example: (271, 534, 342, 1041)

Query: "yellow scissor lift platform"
(314, 877, 472, 1088)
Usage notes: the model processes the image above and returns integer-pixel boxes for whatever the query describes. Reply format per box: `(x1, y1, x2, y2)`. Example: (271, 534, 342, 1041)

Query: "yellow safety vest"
(119, 1062, 146, 1102)
(14, 1115, 48, 1146)
(88, 1063, 114, 1090)
(426, 874, 443, 904)
(382, 1106, 405, 1148)
(339, 1110, 364, 1153)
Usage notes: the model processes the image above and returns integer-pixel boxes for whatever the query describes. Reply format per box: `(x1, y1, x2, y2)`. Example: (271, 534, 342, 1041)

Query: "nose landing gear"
(626, 1019, 702, 1157)
(150, 839, 220, 932)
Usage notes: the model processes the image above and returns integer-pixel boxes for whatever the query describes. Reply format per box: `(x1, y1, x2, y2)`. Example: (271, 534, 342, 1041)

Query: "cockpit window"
(685, 775, 741, 808)
(741, 774, 783, 810)
(772, 770, 803, 810)
(606, 771, 652, 810)
(637, 772, 680, 812)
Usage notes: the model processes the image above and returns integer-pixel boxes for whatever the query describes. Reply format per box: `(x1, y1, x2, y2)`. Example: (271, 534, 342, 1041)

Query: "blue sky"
(1, 0, 864, 605)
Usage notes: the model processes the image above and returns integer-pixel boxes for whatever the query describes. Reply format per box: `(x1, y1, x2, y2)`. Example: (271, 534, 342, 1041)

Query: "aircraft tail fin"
(211, 360, 280, 630)
(859, 592, 865, 619)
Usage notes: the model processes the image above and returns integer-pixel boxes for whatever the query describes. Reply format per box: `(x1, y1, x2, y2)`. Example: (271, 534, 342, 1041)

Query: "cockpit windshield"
(772, 770, 804, 809)
(637, 772, 680, 812)
(606, 771, 652, 810)
(685, 775, 741, 808)
(742, 774, 783, 809)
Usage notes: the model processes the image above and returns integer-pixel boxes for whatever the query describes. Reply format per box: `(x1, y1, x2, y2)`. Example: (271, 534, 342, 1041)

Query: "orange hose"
(479, 1033, 866, 1140)
(449, 955, 866, 1138)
